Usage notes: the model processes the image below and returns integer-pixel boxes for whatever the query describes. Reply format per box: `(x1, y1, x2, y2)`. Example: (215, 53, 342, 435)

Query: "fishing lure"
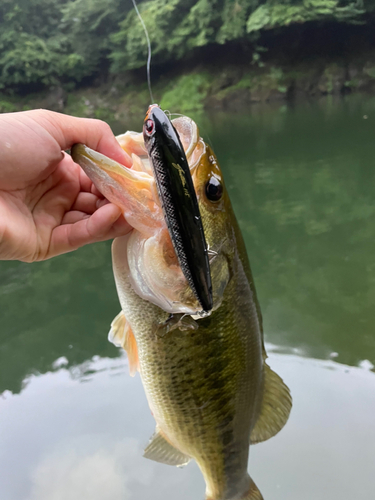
(143, 104, 213, 313)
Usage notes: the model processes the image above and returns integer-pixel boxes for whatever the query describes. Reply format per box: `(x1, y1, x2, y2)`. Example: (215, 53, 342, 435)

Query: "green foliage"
(0, 0, 68, 89)
(110, 0, 259, 72)
(364, 66, 375, 78)
(0, 0, 129, 91)
(0, 33, 61, 89)
(0, 100, 17, 113)
(216, 66, 287, 100)
(60, 0, 132, 81)
(247, 0, 366, 33)
(93, 107, 115, 121)
(217, 0, 259, 43)
(0, 0, 374, 93)
(111, 0, 197, 71)
(159, 73, 212, 112)
(110, 0, 370, 73)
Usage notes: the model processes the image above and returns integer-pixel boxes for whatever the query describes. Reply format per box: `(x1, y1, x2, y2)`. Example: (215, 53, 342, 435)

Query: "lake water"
(1, 96, 374, 499)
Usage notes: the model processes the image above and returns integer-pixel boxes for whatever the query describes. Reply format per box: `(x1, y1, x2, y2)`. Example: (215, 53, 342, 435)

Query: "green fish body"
(71, 115, 292, 500)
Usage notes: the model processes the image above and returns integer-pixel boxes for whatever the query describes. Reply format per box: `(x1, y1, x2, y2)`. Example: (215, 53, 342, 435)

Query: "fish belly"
(139, 273, 263, 497)
(112, 236, 264, 498)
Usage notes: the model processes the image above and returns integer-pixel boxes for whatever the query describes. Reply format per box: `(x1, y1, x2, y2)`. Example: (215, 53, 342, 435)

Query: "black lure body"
(143, 105, 213, 313)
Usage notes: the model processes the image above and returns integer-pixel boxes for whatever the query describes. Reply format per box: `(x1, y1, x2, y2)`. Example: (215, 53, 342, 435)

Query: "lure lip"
(143, 105, 213, 314)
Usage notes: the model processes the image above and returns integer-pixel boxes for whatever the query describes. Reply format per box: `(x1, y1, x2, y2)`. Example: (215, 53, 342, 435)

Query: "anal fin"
(250, 362, 292, 444)
(144, 429, 190, 467)
(108, 311, 139, 377)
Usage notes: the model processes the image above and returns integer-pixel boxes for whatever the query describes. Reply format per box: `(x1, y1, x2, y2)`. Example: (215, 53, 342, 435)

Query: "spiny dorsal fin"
(108, 311, 139, 377)
(250, 362, 292, 444)
(144, 429, 191, 467)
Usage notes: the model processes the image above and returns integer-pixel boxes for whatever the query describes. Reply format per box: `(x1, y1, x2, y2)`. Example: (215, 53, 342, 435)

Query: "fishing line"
(167, 112, 184, 118)
(128, 6, 215, 149)
(131, 0, 155, 104)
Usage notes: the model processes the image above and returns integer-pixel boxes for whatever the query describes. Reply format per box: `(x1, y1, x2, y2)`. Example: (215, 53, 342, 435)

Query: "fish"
(71, 106, 292, 500)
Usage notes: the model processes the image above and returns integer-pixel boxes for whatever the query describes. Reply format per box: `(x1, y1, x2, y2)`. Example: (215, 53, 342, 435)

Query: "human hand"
(0, 109, 133, 261)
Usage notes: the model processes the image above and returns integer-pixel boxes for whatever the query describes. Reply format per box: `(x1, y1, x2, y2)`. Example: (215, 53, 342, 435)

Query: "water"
(1, 96, 374, 499)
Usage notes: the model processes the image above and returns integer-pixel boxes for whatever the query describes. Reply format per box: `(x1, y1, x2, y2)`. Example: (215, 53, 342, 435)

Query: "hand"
(0, 109, 133, 262)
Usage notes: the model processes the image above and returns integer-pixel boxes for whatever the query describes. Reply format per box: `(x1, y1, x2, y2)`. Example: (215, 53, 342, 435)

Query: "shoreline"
(2, 51, 375, 121)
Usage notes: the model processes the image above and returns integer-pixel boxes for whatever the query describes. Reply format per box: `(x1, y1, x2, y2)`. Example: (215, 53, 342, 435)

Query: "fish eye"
(205, 176, 223, 202)
(145, 119, 154, 135)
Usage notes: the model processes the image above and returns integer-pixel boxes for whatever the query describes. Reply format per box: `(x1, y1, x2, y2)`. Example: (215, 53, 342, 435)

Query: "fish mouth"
(71, 114, 212, 315)
(71, 142, 164, 238)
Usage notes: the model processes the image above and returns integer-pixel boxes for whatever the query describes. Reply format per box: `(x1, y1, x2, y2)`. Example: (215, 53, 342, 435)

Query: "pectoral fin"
(108, 311, 139, 377)
(250, 363, 292, 444)
(144, 429, 191, 467)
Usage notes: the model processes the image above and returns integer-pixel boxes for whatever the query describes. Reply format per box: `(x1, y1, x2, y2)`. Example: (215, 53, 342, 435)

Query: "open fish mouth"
(71, 110, 213, 316)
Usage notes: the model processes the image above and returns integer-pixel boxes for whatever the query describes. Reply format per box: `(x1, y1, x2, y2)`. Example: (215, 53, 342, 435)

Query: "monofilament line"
(131, 0, 155, 104)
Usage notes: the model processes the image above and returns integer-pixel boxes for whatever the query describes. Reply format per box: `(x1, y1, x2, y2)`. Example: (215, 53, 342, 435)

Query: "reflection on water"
(208, 96, 375, 369)
(1, 96, 375, 397)
(0, 351, 374, 500)
(0, 242, 119, 394)
(1, 96, 375, 499)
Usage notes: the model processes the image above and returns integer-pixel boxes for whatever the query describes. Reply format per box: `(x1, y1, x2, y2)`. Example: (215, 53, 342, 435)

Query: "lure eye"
(205, 176, 223, 202)
(145, 119, 154, 135)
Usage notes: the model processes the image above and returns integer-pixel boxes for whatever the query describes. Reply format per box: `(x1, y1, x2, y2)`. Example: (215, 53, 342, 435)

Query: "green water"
(1, 96, 374, 499)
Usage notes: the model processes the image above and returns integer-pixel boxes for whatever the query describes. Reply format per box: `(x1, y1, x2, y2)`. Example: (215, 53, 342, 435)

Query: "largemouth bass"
(71, 107, 292, 500)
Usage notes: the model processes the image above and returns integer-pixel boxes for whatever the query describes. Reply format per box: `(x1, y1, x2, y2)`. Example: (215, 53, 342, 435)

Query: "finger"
(71, 192, 100, 214)
(48, 204, 132, 257)
(96, 198, 109, 209)
(106, 213, 130, 237)
(61, 210, 89, 225)
(91, 183, 103, 197)
(33, 110, 132, 167)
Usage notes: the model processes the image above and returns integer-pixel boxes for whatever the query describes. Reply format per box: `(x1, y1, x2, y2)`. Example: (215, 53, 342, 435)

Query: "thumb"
(31, 110, 132, 166)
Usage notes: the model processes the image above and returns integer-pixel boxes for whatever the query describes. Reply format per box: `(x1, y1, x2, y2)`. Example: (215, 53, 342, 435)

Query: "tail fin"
(206, 476, 263, 500)
(240, 478, 263, 500)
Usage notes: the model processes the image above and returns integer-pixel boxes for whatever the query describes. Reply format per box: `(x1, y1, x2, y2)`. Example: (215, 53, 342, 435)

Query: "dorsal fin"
(108, 311, 139, 377)
(144, 429, 191, 467)
(250, 362, 292, 444)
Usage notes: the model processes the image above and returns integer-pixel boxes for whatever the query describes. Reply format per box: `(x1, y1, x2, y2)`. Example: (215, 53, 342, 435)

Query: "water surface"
(1, 96, 374, 499)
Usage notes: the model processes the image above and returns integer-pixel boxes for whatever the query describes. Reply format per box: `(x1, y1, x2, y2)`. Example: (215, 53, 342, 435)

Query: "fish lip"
(144, 105, 213, 313)
(71, 143, 147, 180)
(71, 142, 163, 238)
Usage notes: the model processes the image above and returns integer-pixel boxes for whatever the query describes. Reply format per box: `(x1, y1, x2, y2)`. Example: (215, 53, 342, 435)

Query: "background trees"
(0, 0, 373, 93)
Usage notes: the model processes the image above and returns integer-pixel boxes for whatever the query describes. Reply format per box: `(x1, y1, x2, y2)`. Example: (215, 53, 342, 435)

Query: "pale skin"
(0, 109, 133, 262)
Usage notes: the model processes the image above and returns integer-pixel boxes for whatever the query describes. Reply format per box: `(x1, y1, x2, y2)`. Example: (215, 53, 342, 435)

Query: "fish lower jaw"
(127, 262, 203, 315)
(126, 231, 205, 315)
(130, 282, 203, 316)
